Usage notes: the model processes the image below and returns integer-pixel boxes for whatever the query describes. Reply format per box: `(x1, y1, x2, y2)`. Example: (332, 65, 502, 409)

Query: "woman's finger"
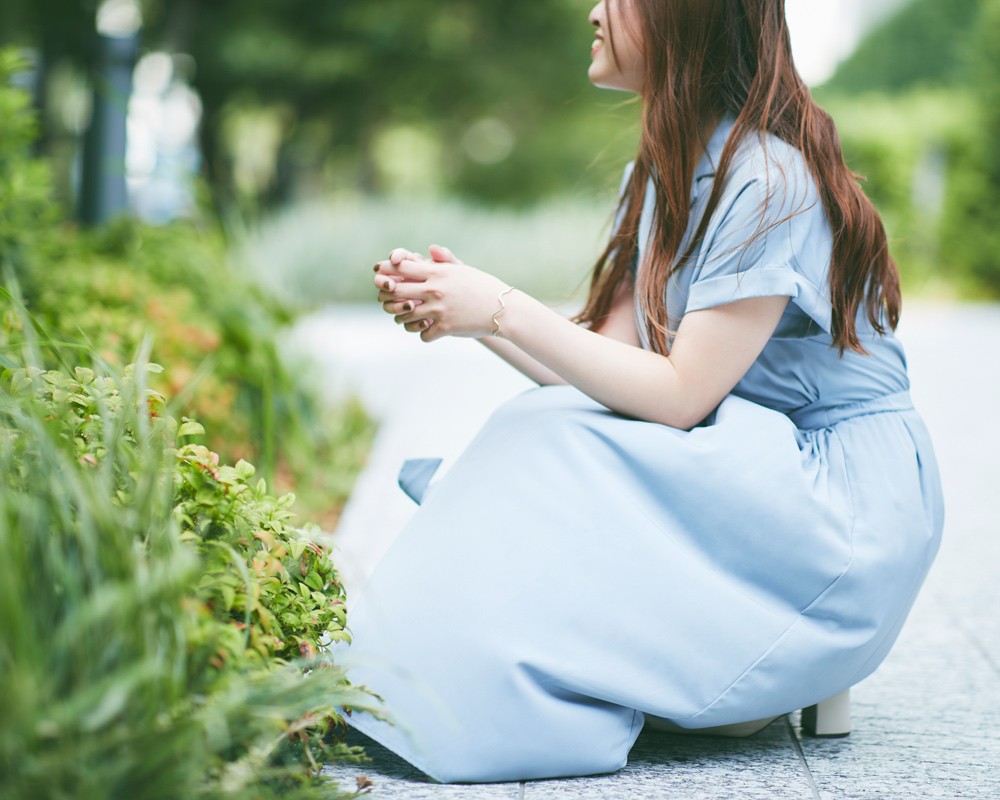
(429, 244, 461, 264)
(391, 305, 429, 325)
(382, 298, 421, 315)
(389, 248, 424, 266)
(377, 281, 426, 302)
(393, 258, 435, 281)
(420, 319, 442, 342)
(403, 319, 431, 333)
(375, 259, 421, 282)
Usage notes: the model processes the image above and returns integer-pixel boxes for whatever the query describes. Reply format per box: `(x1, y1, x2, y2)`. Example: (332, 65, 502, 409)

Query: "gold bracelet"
(491, 286, 515, 337)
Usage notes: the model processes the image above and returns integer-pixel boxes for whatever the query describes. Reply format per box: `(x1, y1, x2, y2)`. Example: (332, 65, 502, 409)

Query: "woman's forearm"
(477, 281, 636, 387)
(498, 291, 690, 426)
(477, 336, 568, 386)
(373, 251, 786, 427)
(497, 289, 788, 430)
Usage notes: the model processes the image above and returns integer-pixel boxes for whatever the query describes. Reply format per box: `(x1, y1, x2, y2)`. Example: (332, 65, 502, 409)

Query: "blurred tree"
(1, 1, 143, 225)
(817, 0, 1000, 295)
(940, 0, 1000, 292)
(825, 0, 980, 93)
(0, 0, 96, 153)
(142, 0, 620, 208)
(1, 0, 628, 208)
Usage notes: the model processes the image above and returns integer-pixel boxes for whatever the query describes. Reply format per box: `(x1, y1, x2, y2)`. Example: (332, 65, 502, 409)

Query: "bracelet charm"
(491, 287, 515, 337)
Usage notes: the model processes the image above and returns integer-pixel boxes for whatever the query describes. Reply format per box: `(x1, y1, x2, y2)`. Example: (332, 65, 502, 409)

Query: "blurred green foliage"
(816, 88, 976, 293)
(161, 0, 635, 205)
(0, 50, 59, 264)
(0, 313, 378, 799)
(237, 0, 1000, 305)
(0, 0, 638, 209)
(825, 0, 980, 94)
(819, 0, 1000, 296)
(939, 0, 1000, 294)
(3, 1, 1000, 295)
(1, 49, 384, 796)
(0, 50, 373, 521)
(240, 194, 613, 306)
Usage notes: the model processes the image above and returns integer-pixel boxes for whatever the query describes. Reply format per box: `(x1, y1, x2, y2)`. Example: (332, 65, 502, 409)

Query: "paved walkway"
(286, 302, 1000, 799)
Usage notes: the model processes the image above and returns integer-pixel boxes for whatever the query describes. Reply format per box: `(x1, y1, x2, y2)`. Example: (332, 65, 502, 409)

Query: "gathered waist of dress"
(787, 390, 914, 431)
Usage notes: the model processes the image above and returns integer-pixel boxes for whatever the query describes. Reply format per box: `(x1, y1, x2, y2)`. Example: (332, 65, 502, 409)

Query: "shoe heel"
(801, 689, 851, 738)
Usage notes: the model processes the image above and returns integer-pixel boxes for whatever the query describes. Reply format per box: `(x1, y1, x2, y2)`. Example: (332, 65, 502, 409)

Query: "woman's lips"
(591, 36, 603, 58)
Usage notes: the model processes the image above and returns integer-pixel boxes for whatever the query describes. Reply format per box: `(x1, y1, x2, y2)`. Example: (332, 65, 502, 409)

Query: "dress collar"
(693, 114, 738, 182)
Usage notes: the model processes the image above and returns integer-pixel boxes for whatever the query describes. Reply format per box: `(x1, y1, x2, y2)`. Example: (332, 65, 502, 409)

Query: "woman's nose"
(589, 2, 603, 28)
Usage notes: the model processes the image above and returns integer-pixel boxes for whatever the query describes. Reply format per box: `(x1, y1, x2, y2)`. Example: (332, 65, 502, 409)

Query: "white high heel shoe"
(800, 689, 851, 738)
(644, 688, 852, 739)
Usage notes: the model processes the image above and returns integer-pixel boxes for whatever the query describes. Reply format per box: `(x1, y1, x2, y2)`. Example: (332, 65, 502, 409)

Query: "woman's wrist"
(492, 288, 544, 346)
(489, 286, 516, 337)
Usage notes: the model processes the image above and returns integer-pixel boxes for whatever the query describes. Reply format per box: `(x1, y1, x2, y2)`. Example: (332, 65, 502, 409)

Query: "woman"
(340, 0, 944, 783)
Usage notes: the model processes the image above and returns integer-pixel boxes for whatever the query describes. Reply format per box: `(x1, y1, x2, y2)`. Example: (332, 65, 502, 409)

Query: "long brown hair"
(575, 0, 900, 355)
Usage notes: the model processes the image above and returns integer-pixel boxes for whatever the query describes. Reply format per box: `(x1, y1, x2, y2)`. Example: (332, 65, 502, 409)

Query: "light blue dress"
(334, 118, 944, 783)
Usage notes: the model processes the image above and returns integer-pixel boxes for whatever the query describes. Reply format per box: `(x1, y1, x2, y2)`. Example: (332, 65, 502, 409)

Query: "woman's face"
(588, 0, 645, 94)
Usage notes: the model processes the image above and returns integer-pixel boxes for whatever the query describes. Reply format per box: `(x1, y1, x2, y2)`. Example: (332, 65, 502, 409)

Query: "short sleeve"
(684, 151, 834, 333)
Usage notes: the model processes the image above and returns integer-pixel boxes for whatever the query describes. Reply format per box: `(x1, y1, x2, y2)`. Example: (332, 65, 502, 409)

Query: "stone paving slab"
(324, 729, 521, 799)
(798, 592, 1000, 799)
(325, 718, 817, 799)
(291, 301, 1000, 799)
(521, 720, 815, 800)
(901, 302, 1000, 675)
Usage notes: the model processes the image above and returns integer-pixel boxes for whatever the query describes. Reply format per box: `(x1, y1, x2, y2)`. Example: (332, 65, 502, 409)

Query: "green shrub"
(939, 0, 1000, 296)
(0, 50, 373, 522)
(817, 0, 1000, 298)
(0, 295, 381, 799)
(817, 87, 978, 295)
(0, 50, 59, 276)
(21, 216, 373, 520)
(824, 0, 980, 95)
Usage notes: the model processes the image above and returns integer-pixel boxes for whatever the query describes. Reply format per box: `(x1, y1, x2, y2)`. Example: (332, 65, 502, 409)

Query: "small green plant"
(0, 296, 382, 799)
(174, 437, 350, 667)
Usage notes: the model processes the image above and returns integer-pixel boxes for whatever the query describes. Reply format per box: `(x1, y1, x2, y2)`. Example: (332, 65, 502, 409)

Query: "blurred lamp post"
(78, 0, 141, 226)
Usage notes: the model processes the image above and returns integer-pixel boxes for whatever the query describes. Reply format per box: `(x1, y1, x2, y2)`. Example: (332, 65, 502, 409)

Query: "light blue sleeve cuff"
(685, 266, 832, 333)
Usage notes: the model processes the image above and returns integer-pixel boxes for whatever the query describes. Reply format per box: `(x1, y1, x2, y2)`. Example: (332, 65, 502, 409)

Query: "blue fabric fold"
(397, 458, 443, 504)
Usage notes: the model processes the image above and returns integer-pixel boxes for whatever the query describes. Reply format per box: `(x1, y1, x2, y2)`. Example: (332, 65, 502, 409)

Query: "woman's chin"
(588, 64, 614, 89)
(588, 73, 631, 93)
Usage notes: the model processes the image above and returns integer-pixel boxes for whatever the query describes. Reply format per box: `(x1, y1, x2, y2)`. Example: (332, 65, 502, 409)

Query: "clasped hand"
(373, 245, 511, 342)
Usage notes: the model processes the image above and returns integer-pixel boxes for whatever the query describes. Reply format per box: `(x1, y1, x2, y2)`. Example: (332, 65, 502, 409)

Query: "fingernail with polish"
(403, 303, 413, 312)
